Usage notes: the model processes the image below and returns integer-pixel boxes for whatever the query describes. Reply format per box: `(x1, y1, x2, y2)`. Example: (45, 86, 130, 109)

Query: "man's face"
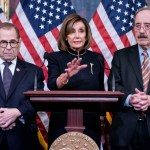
(0, 28, 20, 62)
(134, 10, 150, 50)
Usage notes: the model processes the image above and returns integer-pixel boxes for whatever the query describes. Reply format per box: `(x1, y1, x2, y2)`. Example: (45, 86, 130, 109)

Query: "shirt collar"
(0, 57, 17, 66)
(138, 45, 150, 57)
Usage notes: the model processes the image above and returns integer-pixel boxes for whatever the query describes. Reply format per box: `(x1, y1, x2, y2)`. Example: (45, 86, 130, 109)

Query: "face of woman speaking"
(66, 21, 86, 51)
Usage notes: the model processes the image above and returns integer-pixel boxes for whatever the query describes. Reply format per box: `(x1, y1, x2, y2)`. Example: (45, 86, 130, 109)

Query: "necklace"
(67, 49, 86, 57)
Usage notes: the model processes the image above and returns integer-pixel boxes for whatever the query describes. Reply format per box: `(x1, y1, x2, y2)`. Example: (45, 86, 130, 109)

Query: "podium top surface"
(24, 91, 124, 111)
(24, 90, 124, 98)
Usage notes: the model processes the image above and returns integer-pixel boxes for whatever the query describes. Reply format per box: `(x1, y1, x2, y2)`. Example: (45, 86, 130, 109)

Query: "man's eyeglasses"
(0, 40, 19, 48)
(134, 23, 150, 31)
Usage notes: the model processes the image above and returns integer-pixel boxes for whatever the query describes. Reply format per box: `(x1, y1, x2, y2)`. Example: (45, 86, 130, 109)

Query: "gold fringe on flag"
(37, 129, 48, 150)
(106, 112, 112, 125)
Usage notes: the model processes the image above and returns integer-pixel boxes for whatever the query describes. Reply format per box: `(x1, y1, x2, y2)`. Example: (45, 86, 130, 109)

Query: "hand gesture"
(65, 58, 87, 78)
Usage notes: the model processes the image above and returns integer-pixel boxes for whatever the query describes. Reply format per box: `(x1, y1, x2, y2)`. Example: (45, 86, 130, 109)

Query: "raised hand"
(56, 58, 87, 89)
(65, 58, 87, 78)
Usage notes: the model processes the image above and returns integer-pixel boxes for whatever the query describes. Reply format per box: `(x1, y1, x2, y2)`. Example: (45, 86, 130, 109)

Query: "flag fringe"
(38, 129, 48, 150)
(106, 112, 112, 125)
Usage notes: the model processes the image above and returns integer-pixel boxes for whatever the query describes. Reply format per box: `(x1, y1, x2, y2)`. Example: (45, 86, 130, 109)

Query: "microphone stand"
(34, 71, 38, 91)
(112, 72, 115, 92)
(101, 64, 115, 92)
(34, 52, 48, 91)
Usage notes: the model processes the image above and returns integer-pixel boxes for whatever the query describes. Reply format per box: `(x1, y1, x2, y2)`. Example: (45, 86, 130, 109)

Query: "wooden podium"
(24, 90, 124, 112)
(24, 90, 124, 149)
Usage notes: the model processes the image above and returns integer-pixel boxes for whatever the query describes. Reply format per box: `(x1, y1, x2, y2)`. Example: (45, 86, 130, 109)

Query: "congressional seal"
(49, 132, 99, 150)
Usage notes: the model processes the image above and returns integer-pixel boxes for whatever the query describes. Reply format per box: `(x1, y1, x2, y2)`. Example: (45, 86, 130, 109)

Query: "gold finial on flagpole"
(0, 0, 10, 20)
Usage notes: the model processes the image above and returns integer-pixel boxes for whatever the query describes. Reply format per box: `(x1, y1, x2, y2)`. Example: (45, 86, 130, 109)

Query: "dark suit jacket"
(0, 58, 44, 150)
(108, 44, 150, 147)
(47, 50, 105, 147)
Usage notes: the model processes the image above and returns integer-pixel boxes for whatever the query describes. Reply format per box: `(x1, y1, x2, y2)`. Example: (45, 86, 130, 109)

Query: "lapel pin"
(90, 63, 94, 74)
(16, 68, 20, 72)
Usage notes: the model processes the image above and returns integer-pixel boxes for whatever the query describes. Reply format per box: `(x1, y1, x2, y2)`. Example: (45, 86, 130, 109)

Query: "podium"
(24, 90, 124, 112)
(24, 90, 124, 149)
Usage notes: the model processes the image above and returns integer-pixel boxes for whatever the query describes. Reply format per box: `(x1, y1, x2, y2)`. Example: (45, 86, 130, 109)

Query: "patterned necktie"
(3, 62, 12, 95)
(142, 51, 150, 92)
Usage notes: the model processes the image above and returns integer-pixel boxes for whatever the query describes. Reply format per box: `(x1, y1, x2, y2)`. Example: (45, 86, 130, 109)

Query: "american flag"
(89, 0, 147, 125)
(8, 0, 147, 149)
(10, 0, 75, 149)
(90, 0, 147, 88)
(89, 0, 147, 147)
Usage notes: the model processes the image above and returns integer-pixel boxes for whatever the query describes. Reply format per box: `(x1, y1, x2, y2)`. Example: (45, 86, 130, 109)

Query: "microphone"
(34, 52, 49, 91)
(40, 52, 49, 68)
(103, 67, 115, 91)
(103, 67, 115, 92)
(98, 56, 115, 91)
(112, 72, 115, 92)
(43, 52, 49, 60)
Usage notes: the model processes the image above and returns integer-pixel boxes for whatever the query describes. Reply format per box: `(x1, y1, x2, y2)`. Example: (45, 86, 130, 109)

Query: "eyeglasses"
(134, 23, 150, 31)
(0, 40, 19, 48)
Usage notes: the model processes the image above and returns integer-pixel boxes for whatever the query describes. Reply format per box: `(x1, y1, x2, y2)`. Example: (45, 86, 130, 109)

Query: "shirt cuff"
(124, 94, 132, 107)
(19, 116, 25, 124)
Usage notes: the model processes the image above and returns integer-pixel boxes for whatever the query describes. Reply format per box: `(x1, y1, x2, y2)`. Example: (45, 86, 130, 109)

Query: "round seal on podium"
(49, 132, 99, 150)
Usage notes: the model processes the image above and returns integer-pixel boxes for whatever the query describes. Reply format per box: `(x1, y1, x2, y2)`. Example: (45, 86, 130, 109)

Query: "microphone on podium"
(112, 72, 115, 92)
(104, 67, 115, 92)
(34, 52, 49, 91)
(43, 52, 49, 60)
(98, 58, 115, 92)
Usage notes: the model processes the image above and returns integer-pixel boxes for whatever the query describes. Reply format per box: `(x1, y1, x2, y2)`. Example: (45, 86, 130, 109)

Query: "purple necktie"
(3, 62, 12, 96)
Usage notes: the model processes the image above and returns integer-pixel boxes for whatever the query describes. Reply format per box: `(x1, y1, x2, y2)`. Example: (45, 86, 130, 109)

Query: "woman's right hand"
(65, 58, 87, 78)
(56, 58, 87, 89)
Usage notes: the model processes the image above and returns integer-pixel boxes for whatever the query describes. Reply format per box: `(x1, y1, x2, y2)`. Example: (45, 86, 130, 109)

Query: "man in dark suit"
(0, 22, 44, 150)
(108, 6, 150, 150)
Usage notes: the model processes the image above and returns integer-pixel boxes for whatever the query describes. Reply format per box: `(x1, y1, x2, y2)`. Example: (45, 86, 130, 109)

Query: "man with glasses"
(108, 6, 150, 150)
(0, 22, 44, 150)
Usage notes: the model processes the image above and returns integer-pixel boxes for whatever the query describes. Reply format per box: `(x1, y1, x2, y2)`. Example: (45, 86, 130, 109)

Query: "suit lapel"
(147, 63, 150, 93)
(7, 59, 27, 99)
(147, 82, 150, 94)
(128, 45, 143, 89)
(0, 74, 6, 99)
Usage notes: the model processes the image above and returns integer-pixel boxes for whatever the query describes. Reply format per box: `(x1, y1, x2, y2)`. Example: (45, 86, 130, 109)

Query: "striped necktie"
(142, 51, 150, 93)
(3, 62, 12, 96)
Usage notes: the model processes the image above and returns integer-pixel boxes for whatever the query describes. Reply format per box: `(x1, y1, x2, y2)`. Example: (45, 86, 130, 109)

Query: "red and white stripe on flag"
(9, 0, 76, 149)
(90, 0, 147, 68)
(8, 0, 147, 149)
(89, 0, 147, 126)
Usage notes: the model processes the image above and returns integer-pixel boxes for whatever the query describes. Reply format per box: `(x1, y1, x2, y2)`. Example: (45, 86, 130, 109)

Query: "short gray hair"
(134, 6, 150, 21)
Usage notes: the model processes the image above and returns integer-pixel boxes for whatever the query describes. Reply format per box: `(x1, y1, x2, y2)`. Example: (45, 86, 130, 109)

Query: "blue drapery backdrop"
(10, 0, 101, 21)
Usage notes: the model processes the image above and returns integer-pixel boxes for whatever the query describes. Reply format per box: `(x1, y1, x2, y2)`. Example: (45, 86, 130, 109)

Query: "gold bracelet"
(59, 73, 69, 85)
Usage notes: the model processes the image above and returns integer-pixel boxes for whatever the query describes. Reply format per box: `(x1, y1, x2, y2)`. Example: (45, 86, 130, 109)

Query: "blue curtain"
(71, 0, 101, 22)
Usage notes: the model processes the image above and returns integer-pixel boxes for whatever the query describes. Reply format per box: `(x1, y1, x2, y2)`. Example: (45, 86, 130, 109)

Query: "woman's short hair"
(58, 13, 92, 51)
